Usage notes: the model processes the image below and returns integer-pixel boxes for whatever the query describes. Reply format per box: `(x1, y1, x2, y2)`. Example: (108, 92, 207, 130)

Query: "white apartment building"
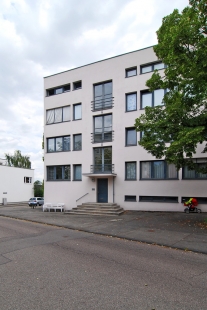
(44, 46, 207, 212)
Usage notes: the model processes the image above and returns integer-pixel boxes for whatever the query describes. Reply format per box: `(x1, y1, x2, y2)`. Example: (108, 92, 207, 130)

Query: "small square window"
(126, 128, 137, 146)
(73, 104, 82, 120)
(126, 67, 137, 77)
(126, 93, 137, 111)
(73, 134, 82, 151)
(73, 81, 82, 90)
(74, 165, 82, 181)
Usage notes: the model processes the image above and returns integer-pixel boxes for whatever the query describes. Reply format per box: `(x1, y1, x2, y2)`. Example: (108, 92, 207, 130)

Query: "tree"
(135, 0, 207, 172)
(5, 150, 31, 169)
(34, 180, 44, 197)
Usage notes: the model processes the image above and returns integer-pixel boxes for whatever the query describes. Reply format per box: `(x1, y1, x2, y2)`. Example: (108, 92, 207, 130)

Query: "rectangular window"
(126, 93, 137, 112)
(93, 81, 113, 111)
(125, 195, 136, 202)
(125, 162, 136, 180)
(73, 165, 82, 180)
(126, 67, 137, 77)
(139, 196, 178, 203)
(141, 89, 166, 109)
(126, 128, 137, 146)
(182, 158, 207, 179)
(93, 146, 112, 173)
(73, 134, 82, 151)
(47, 166, 71, 181)
(46, 106, 70, 124)
(73, 103, 82, 120)
(73, 81, 82, 90)
(94, 114, 112, 143)
(141, 62, 165, 74)
(47, 136, 70, 153)
(182, 197, 207, 204)
(24, 177, 32, 183)
(140, 161, 178, 179)
(46, 84, 70, 96)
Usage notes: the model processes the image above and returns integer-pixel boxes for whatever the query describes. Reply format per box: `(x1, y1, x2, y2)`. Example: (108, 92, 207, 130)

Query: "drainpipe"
(113, 176, 115, 203)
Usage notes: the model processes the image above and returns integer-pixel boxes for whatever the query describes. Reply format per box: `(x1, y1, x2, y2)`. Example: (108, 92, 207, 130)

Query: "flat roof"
(44, 45, 155, 79)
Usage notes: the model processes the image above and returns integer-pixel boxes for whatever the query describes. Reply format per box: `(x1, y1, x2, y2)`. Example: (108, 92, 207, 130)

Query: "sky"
(0, 0, 189, 181)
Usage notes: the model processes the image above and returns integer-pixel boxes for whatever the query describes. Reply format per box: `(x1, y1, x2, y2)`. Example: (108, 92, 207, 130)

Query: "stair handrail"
(76, 193, 89, 202)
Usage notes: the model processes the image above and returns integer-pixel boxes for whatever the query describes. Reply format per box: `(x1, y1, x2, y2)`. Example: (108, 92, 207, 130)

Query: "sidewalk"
(0, 204, 207, 254)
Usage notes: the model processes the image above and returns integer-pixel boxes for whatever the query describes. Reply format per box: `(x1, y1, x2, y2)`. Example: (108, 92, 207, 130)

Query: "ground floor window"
(140, 161, 177, 179)
(182, 158, 207, 179)
(47, 166, 70, 181)
(139, 196, 178, 203)
(125, 162, 136, 180)
(125, 195, 136, 202)
(73, 165, 82, 181)
(182, 197, 207, 204)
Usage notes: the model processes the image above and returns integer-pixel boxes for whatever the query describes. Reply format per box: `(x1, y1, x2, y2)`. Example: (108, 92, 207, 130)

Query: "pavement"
(0, 204, 207, 254)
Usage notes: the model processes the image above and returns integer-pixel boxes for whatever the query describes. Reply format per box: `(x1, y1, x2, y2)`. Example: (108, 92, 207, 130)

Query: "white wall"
(0, 165, 34, 203)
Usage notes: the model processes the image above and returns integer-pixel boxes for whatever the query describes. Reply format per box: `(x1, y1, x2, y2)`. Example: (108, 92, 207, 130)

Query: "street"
(0, 217, 206, 310)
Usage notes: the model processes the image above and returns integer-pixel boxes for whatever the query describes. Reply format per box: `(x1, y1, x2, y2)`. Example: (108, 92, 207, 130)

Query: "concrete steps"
(65, 203, 124, 216)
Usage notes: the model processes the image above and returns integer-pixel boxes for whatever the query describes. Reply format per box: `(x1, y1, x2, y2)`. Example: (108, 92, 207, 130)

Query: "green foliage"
(135, 0, 207, 172)
(34, 180, 44, 197)
(5, 150, 31, 169)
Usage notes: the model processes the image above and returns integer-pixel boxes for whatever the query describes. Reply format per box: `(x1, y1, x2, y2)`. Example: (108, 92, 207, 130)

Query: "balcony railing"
(91, 131, 114, 143)
(91, 97, 114, 111)
(90, 164, 114, 174)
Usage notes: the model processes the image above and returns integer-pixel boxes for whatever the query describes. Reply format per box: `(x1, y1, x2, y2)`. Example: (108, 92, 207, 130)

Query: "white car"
(28, 197, 44, 208)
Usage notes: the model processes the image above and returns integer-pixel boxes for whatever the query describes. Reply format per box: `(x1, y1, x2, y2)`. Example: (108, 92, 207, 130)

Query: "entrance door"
(97, 179, 108, 203)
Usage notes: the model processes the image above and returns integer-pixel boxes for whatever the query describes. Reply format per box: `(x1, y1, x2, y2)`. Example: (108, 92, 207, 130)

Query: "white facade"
(0, 164, 34, 203)
(44, 46, 207, 212)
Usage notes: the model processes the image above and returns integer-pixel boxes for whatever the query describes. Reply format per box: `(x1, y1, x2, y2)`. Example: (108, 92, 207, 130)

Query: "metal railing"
(91, 131, 114, 143)
(76, 193, 89, 202)
(91, 97, 114, 111)
(90, 164, 114, 174)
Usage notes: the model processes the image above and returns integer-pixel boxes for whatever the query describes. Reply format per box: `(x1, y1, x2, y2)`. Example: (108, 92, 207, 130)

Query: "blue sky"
(0, 0, 189, 181)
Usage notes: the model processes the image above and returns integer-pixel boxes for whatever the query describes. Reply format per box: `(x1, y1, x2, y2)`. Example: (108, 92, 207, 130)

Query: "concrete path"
(0, 204, 207, 254)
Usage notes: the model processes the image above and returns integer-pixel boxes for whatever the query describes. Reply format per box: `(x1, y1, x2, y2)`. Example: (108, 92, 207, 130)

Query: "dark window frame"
(140, 89, 168, 109)
(126, 92, 137, 112)
(47, 136, 70, 153)
(182, 158, 207, 179)
(140, 160, 178, 180)
(46, 106, 70, 124)
(93, 114, 113, 143)
(125, 67, 137, 78)
(73, 134, 82, 151)
(182, 197, 207, 204)
(46, 84, 70, 96)
(47, 165, 71, 181)
(73, 164, 82, 181)
(125, 195, 137, 202)
(73, 103, 82, 120)
(73, 81, 82, 90)
(139, 196, 178, 203)
(140, 62, 165, 74)
(125, 127, 137, 146)
(125, 162, 137, 180)
(93, 80, 113, 111)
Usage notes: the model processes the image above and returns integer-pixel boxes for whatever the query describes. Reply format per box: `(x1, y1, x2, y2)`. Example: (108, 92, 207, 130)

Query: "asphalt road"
(0, 217, 206, 310)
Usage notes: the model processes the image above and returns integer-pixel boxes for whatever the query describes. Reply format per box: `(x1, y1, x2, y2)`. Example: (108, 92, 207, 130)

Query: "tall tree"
(135, 0, 207, 172)
(5, 150, 31, 169)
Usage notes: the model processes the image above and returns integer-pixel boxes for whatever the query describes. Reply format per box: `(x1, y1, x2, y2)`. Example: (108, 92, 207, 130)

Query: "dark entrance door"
(97, 179, 108, 203)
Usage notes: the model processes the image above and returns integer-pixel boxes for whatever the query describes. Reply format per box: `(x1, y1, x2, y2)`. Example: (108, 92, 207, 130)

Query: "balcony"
(90, 164, 114, 174)
(91, 97, 114, 112)
(91, 131, 114, 143)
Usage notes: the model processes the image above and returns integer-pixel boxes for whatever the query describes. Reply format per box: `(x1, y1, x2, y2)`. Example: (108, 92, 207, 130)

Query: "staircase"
(65, 203, 124, 216)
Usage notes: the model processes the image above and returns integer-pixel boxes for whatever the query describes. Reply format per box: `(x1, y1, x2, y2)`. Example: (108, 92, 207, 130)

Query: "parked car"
(28, 197, 44, 208)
